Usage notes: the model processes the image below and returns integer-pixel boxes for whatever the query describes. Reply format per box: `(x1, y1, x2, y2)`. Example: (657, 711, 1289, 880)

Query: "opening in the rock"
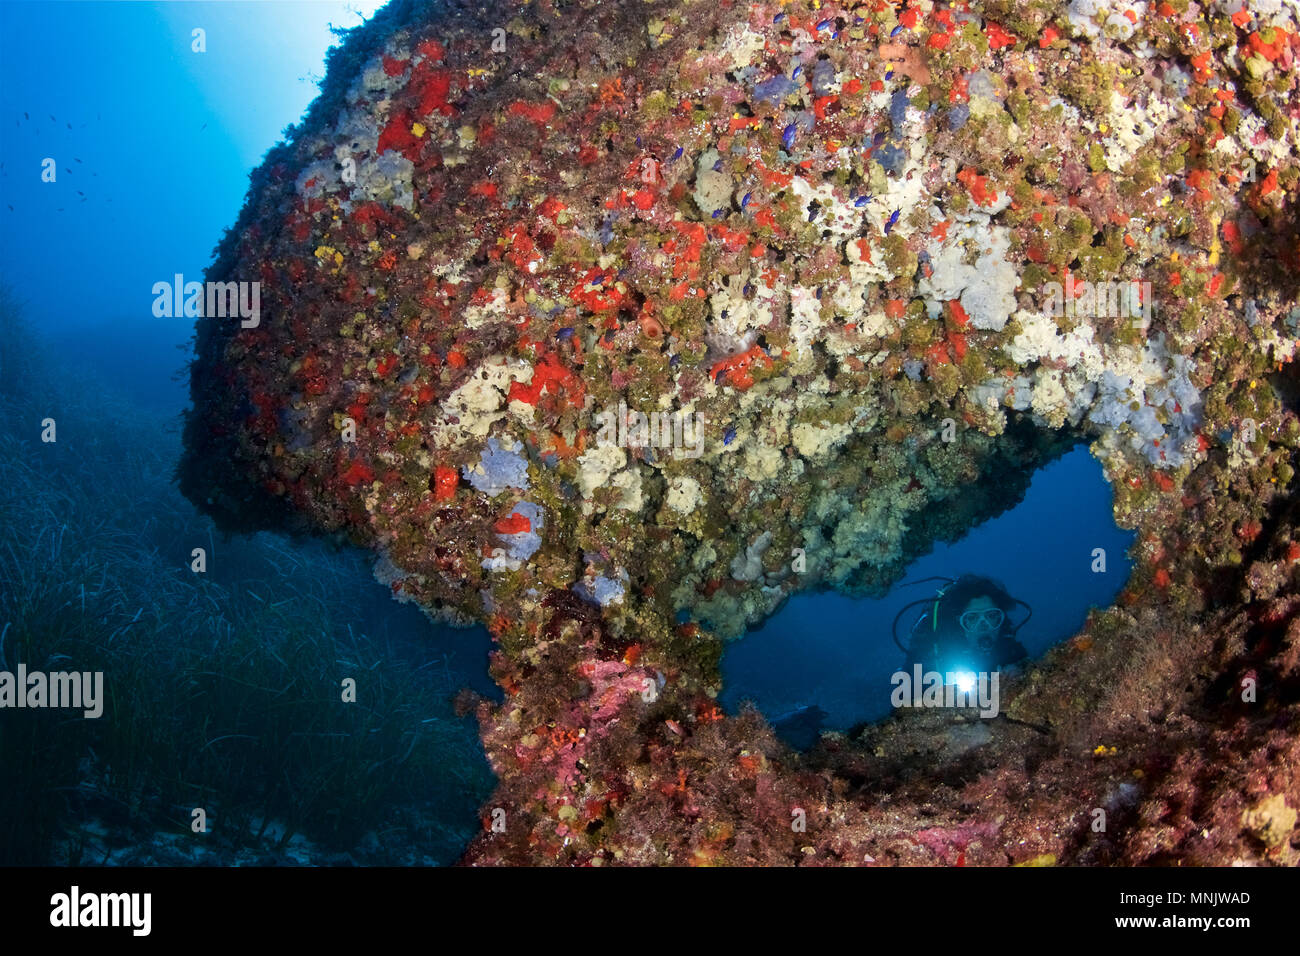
(719, 445, 1136, 747)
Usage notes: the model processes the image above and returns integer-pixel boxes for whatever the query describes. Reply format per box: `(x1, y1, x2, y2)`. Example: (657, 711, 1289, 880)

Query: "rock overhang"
(180, 0, 1300, 865)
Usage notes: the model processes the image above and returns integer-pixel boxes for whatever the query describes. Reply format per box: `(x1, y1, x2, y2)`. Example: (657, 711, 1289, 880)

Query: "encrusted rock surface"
(182, 0, 1300, 864)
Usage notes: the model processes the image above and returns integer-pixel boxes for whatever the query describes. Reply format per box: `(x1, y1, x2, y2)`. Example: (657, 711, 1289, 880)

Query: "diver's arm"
(994, 635, 1028, 667)
(910, 628, 968, 672)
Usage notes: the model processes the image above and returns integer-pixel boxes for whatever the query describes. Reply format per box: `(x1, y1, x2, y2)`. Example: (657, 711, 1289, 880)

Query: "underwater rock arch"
(182, 0, 1300, 864)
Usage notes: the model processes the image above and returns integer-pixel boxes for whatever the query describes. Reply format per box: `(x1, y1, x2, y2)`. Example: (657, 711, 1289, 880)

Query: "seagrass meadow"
(0, 286, 494, 866)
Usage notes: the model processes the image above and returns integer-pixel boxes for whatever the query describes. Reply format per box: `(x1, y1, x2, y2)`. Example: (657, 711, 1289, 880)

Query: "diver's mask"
(959, 607, 1004, 647)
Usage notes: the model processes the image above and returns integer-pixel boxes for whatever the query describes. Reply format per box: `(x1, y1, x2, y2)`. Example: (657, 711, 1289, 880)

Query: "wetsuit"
(905, 616, 1027, 674)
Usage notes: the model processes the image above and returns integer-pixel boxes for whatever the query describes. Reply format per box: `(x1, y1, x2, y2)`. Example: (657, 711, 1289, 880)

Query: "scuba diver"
(892, 574, 1031, 676)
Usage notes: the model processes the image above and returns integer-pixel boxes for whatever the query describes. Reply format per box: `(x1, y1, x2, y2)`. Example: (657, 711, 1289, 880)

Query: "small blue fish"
(885, 70, 894, 80)
(557, 326, 574, 339)
(817, 19, 831, 31)
(723, 427, 737, 445)
(854, 195, 871, 208)
(671, 146, 683, 161)
(773, 12, 784, 22)
(792, 65, 803, 79)
(890, 23, 904, 37)
(885, 209, 900, 234)
(712, 208, 724, 218)
(741, 192, 752, 209)
(782, 123, 797, 150)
